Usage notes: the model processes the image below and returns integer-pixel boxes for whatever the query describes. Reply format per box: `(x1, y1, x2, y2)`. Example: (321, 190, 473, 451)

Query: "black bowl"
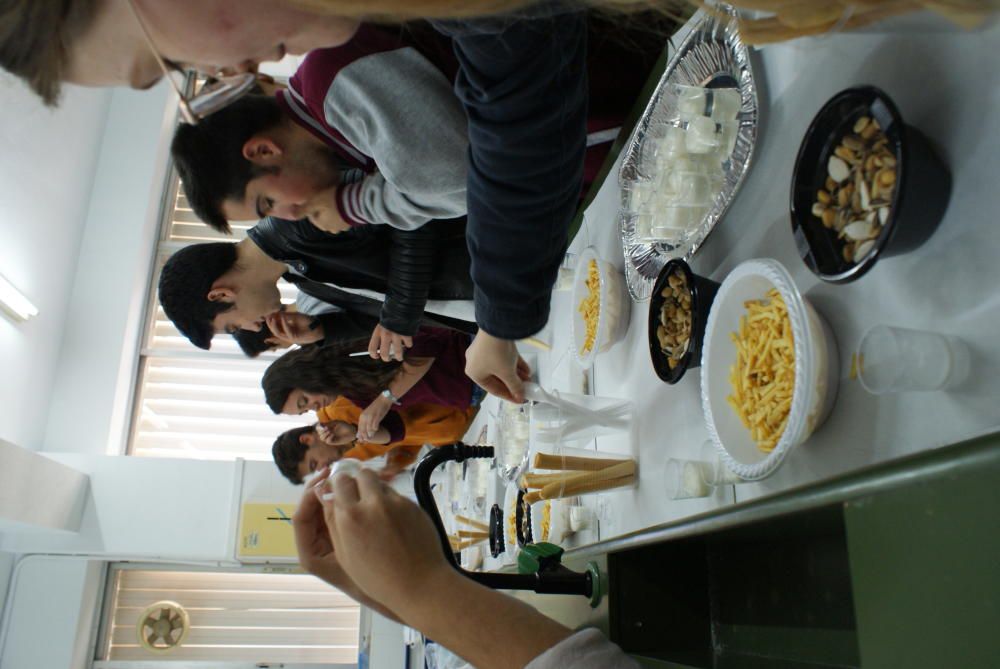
(648, 259, 720, 384)
(791, 86, 951, 284)
(488, 503, 504, 558)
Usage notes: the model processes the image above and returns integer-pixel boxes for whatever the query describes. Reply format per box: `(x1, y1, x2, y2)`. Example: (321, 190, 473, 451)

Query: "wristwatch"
(381, 389, 402, 406)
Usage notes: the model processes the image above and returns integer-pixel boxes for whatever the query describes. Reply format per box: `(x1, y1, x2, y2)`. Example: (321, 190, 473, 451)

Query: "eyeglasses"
(127, 0, 257, 124)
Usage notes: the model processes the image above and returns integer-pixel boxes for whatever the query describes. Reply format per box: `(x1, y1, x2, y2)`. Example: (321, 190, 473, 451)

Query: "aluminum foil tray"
(619, 7, 759, 301)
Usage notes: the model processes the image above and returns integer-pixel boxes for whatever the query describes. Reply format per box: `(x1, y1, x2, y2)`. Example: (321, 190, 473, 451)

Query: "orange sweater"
(316, 396, 476, 468)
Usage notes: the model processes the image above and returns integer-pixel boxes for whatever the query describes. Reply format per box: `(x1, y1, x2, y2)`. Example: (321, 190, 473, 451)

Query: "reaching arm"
(291, 473, 401, 623)
(434, 11, 587, 339)
(317, 471, 638, 669)
(356, 356, 434, 441)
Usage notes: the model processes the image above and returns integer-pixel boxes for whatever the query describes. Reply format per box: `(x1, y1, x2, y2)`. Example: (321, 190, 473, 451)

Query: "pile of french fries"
(520, 453, 637, 504)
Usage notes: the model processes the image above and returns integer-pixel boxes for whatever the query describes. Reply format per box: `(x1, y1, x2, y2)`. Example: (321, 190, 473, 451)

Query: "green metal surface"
(587, 561, 603, 609)
(845, 450, 1000, 669)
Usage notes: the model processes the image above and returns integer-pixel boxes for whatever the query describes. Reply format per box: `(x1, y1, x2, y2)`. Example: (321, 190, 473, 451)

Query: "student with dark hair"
(232, 294, 345, 358)
(272, 395, 474, 484)
(157, 217, 475, 352)
(5, 0, 658, 417)
(170, 96, 291, 234)
(263, 327, 502, 442)
(171, 26, 467, 236)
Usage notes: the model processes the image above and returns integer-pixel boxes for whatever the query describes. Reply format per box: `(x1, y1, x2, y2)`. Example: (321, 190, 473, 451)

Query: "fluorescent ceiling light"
(0, 273, 38, 321)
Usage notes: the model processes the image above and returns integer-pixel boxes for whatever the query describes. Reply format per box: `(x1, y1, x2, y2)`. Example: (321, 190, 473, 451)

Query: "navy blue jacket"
(433, 7, 587, 339)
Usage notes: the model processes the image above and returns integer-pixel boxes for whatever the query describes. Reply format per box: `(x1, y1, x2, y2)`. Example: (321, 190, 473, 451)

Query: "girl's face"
(282, 389, 333, 415)
(64, 0, 360, 90)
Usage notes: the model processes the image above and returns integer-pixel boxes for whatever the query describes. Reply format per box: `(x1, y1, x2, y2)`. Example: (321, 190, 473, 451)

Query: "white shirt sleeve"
(525, 629, 640, 669)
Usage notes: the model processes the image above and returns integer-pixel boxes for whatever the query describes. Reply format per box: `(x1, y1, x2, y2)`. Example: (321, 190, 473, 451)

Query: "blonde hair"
(0, 0, 100, 105)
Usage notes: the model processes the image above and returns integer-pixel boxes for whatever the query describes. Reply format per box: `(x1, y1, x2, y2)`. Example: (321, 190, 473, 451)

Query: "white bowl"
(571, 247, 631, 368)
(700, 259, 839, 480)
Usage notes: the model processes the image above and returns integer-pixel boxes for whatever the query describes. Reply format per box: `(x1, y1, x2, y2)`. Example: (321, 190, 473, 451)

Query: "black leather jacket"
(248, 216, 473, 336)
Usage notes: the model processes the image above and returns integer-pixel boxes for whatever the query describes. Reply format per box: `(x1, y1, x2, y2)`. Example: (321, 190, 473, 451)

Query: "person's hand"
(368, 325, 412, 362)
(292, 468, 350, 587)
(317, 422, 356, 447)
(357, 395, 392, 441)
(265, 312, 324, 346)
(318, 470, 454, 612)
(465, 331, 532, 403)
(378, 463, 403, 481)
(297, 469, 405, 623)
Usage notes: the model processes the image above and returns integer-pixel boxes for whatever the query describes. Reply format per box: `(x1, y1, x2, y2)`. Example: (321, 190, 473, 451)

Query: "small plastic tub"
(701, 259, 840, 480)
(571, 247, 631, 368)
(647, 258, 721, 384)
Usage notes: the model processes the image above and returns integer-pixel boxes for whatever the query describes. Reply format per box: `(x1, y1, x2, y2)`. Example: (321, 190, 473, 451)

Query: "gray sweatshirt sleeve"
(525, 629, 639, 669)
(324, 48, 469, 230)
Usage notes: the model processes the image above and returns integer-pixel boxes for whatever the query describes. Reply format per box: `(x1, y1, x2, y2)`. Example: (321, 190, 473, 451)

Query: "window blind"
(129, 178, 306, 460)
(102, 569, 360, 663)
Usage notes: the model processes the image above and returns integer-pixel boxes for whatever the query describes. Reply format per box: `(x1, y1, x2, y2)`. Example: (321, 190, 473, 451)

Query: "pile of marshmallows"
(623, 84, 742, 244)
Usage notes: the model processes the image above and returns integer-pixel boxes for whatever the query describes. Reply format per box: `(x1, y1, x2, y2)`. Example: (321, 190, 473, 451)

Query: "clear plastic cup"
(529, 391, 633, 446)
(666, 441, 745, 500)
(857, 324, 970, 394)
(664, 458, 712, 499)
(495, 403, 531, 481)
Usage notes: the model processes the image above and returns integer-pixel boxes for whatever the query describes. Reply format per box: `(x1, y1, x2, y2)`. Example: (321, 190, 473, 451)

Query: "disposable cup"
(664, 458, 712, 499)
(857, 324, 970, 394)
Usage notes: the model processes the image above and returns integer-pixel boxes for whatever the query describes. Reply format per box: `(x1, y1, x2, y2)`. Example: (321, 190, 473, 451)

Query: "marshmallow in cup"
(318, 459, 365, 501)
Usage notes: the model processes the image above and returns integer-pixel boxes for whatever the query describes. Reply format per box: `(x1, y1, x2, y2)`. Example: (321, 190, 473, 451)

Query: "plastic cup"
(857, 324, 970, 394)
(664, 458, 711, 499)
(529, 392, 633, 446)
(495, 403, 531, 481)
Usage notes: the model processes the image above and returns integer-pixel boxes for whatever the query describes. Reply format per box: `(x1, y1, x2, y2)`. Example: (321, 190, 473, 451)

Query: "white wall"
(41, 83, 175, 457)
(0, 556, 103, 669)
(0, 78, 179, 668)
(1, 455, 239, 562)
(0, 75, 111, 452)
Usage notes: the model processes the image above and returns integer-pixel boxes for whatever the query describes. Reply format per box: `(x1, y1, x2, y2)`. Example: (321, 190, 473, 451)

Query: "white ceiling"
(0, 75, 112, 450)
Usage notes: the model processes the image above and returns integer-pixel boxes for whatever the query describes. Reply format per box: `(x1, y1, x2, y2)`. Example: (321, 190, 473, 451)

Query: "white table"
(473, 15, 1000, 547)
